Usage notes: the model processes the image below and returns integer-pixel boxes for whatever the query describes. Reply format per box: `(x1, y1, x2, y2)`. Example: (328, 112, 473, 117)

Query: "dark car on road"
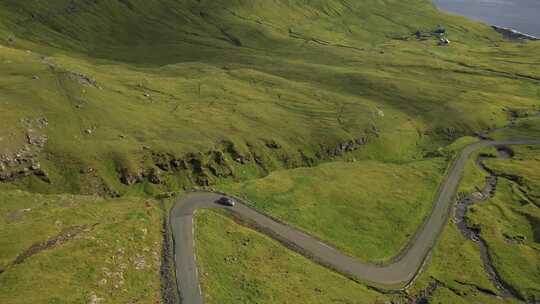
(217, 197, 236, 207)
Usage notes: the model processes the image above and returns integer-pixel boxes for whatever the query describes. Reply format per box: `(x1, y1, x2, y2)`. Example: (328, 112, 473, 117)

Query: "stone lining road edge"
(170, 139, 540, 304)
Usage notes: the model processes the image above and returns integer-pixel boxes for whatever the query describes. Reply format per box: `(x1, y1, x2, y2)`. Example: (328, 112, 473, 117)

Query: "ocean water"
(433, 0, 540, 37)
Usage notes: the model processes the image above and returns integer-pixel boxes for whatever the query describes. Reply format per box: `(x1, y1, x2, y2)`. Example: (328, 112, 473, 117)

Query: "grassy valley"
(0, 0, 538, 196)
(411, 143, 540, 303)
(218, 157, 447, 262)
(0, 0, 538, 303)
(472, 145, 540, 300)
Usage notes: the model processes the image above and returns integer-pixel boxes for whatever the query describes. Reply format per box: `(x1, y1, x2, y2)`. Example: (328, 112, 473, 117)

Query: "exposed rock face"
(0, 117, 49, 182)
(146, 167, 163, 185)
(326, 136, 368, 157)
(69, 71, 100, 88)
(119, 168, 143, 186)
(3, 116, 372, 190)
(26, 130, 47, 148)
(113, 134, 372, 188)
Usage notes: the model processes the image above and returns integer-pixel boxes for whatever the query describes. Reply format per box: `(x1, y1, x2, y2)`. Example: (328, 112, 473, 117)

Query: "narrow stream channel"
(453, 148, 522, 300)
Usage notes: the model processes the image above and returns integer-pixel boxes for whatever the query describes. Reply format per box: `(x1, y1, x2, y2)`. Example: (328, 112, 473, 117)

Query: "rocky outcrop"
(116, 135, 370, 188)
(0, 117, 49, 183)
(68, 71, 100, 88)
(326, 137, 367, 157)
(118, 168, 144, 186)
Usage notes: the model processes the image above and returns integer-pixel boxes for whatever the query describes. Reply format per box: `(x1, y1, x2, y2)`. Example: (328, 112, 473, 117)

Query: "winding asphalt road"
(170, 139, 540, 304)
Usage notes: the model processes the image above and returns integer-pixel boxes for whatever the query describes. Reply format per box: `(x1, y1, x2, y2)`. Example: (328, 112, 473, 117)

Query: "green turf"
(411, 224, 505, 302)
(411, 144, 539, 303)
(194, 209, 393, 304)
(0, 0, 539, 302)
(467, 146, 540, 300)
(492, 115, 540, 141)
(0, 190, 163, 304)
(219, 158, 446, 262)
(0, 0, 539, 195)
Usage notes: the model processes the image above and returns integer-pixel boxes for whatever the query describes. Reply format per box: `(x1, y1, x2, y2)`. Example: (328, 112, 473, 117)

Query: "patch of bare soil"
(3, 224, 98, 273)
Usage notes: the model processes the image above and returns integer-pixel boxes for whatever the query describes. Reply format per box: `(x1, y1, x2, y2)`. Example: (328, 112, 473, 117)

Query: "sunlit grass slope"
(0, 191, 163, 304)
(195, 209, 392, 304)
(219, 157, 446, 262)
(0, 0, 538, 195)
(413, 144, 540, 303)
(0, 1, 538, 303)
(470, 146, 540, 300)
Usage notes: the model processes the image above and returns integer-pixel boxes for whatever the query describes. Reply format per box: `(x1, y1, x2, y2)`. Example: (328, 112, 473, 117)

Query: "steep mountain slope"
(1, 1, 539, 303)
(0, 0, 538, 196)
(0, 0, 486, 60)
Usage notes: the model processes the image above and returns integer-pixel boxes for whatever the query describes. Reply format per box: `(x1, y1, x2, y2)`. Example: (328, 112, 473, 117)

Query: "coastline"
(491, 25, 539, 41)
(432, 0, 539, 41)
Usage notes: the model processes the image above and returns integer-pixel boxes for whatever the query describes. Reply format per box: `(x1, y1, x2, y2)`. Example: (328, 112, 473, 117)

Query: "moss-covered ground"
(218, 158, 447, 262)
(0, 191, 163, 304)
(412, 144, 540, 303)
(0, 0, 539, 195)
(0, 0, 539, 302)
(471, 146, 540, 300)
(194, 209, 393, 304)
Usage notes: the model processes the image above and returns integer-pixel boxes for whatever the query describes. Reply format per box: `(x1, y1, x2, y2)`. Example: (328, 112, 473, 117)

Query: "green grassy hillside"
(0, 191, 163, 304)
(471, 146, 540, 300)
(219, 157, 446, 262)
(0, 1, 539, 303)
(0, 0, 538, 196)
(195, 209, 391, 304)
(412, 144, 540, 303)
